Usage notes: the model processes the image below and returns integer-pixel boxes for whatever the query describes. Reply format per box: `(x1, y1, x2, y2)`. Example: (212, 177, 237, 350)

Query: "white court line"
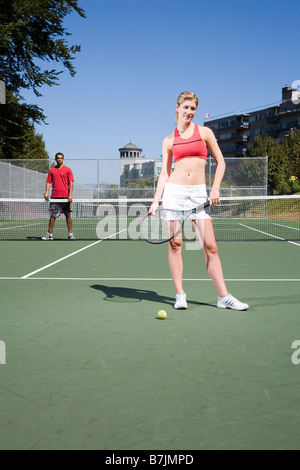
(21, 229, 127, 279)
(1, 277, 300, 282)
(239, 223, 300, 246)
(0, 222, 43, 231)
(272, 222, 300, 231)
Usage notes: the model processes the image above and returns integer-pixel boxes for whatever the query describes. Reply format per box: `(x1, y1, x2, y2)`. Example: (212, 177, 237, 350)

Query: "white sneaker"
(42, 233, 53, 241)
(68, 234, 76, 240)
(174, 292, 187, 310)
(217, 294, 249, 311)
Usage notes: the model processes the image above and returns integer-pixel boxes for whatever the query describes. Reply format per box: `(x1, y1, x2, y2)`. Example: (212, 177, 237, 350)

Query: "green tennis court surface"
(1, 196, 299, 241)
(0, 239, 300, 450)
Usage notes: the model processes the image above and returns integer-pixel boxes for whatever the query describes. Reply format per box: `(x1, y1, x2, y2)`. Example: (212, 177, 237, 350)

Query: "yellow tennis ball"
(157, 310, 167, 320)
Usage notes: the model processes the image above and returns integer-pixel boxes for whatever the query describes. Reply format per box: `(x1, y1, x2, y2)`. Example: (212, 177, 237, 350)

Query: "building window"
(218, 132, 236, 141)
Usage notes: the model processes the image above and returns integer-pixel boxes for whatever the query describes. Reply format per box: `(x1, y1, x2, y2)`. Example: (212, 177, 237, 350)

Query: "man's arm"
(44, 182, 51, 200)
(68, 181, 73, 202)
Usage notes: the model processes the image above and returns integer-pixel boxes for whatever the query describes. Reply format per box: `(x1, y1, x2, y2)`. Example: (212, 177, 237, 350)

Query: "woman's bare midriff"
(168, 158, 206, 185)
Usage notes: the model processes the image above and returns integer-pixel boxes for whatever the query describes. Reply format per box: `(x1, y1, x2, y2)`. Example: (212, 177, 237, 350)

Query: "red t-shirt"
(46, 165, 74, 198)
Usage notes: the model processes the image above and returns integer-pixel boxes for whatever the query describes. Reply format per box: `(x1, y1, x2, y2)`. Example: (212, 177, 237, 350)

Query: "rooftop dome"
(119, 141, 142, 150)
(119, 142, 143, 157)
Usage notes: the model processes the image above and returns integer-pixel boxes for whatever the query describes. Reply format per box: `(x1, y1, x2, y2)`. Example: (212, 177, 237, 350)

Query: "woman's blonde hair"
(175, 91, 199, 124)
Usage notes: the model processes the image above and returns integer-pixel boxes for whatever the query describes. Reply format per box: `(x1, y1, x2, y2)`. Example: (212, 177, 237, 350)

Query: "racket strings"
(49, 201, 72, 218)
(50, 204, 62, 218)
(140, 209, 183, 244)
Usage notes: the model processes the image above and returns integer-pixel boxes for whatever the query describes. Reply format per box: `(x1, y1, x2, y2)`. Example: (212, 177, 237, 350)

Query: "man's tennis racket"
(49, 202, 62, 219)
(46, 199, 73, 219)
(140, 200, 210, 244)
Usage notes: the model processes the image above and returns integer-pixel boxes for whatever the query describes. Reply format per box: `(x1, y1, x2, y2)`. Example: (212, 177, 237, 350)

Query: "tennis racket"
(44, 197, 61, 219)
(49, 202, 62, 218)
(140, 200, 210, 244)
(46, 199, 73, 219)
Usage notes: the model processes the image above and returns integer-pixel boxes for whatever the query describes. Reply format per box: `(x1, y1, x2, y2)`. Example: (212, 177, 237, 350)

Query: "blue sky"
(22, 0, 300, 185)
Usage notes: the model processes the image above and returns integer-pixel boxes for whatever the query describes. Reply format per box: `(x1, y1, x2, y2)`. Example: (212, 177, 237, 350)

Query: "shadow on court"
(90, 284, 216, 308)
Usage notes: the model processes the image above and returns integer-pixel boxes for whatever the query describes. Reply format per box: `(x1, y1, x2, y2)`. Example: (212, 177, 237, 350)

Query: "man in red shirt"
(42, 152, 75, 240)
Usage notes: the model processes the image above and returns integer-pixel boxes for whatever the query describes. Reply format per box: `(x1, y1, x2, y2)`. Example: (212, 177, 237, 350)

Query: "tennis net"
(0, 196, 299, 241)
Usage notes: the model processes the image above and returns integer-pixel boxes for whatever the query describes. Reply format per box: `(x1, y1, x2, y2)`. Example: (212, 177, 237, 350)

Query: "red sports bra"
(172, 124, 207, 162)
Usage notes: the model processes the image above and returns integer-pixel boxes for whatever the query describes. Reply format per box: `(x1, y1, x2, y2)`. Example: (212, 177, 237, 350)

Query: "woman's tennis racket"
(140, 200, 210, 244)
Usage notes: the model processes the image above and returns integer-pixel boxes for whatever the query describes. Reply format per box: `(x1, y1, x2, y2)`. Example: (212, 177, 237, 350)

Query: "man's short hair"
(55, 152, 64, 160)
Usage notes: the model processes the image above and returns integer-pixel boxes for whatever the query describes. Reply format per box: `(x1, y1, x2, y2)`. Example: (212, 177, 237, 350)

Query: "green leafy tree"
(0, 0, 86, 160)
(247, 136, 290, 194)
(232, 158, 267, 188)
(124, 177, 155, 188)
(123, 177, 156, 197)
(19, 127, 49, 160)
(0, 0, 86, 103)
(286, 129, 300, 185)
(0, 89, 48, 159)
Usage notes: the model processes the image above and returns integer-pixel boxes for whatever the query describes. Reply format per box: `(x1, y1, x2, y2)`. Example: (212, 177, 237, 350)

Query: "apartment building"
(204, 86, 300, 158)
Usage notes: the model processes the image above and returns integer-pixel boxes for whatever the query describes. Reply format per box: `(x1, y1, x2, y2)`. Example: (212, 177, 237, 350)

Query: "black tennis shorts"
(50, 199, 71, 214)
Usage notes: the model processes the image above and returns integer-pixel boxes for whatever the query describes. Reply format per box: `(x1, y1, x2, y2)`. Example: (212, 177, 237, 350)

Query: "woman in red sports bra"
(150, 91, 249, 311)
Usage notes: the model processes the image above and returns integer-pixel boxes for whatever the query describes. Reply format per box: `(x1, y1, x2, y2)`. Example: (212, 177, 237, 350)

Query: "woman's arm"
(150, 134, 173, 212)
(201, 126, 226, 205)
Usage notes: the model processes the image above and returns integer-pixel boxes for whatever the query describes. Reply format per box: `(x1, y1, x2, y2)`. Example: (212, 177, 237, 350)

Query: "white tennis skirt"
(162, 183, 211, 220)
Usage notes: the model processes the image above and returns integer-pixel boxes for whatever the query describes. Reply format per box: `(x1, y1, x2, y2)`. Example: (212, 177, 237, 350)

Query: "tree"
(232, 158, 267, 188)
(247, 136, 290, 194)
(0, 0, 86, 121)
(124, 177, 155, 188)
(19, 126, 49, 160)
(0, 0, 86, 93)
(287, 129, 300, 181)
(247, 132, 300, 194)
(0, 88, 49, 159)
(0, 0, 86, 161)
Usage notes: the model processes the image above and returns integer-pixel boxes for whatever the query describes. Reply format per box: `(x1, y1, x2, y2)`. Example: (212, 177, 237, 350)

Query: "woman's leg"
(168, 235, 184, 294)
(193, 218, 228, 297)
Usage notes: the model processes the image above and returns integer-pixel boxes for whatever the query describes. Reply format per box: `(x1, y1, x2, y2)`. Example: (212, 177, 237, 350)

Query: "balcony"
(236, 134, 248, 143)
(236, 122, 250, 130)
(235, 146, 248, 157)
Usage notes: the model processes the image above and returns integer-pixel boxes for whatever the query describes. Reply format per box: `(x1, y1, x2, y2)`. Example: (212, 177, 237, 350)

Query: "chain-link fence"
(0, 156, 268, 199)
(0, 160, 93, 198)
